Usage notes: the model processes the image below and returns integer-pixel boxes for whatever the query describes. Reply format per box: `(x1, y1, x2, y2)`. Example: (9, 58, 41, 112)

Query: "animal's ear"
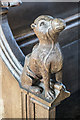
(31, 23, 36, 29)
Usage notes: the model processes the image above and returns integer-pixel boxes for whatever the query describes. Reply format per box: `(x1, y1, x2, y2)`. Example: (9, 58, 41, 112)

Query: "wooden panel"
(0, 57, 2, 99)
(35, 104, 49, 118)
(0, 57, 4, 119)
(0, 57, 22, 118)
(50, 107, 56, 119)
(30, 101, 35, 118)
(21, 91, 27, 118)
(27, 94, 30, 119)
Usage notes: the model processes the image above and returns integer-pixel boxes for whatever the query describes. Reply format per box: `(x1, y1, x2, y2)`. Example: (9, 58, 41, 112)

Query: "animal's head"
(31, 15, 66, 39)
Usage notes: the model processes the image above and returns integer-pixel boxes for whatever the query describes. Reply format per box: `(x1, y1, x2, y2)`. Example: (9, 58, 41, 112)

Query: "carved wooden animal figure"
(21, 15, 66, 100)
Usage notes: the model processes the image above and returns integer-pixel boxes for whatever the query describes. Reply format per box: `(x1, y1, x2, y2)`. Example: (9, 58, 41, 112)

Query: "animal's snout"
(51, 18, 66, 32)
(59, 19, 66, 29)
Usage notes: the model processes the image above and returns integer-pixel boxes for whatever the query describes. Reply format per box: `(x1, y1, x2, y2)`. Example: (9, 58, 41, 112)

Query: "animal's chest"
(30, 47, 47, 64)
(50, 49, 63, 72)
(44, 44, 63, 73)
(31, 44, 63, 72)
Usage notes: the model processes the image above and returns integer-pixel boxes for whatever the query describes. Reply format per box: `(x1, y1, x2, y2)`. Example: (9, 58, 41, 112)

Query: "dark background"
(8, 2, 78, 37)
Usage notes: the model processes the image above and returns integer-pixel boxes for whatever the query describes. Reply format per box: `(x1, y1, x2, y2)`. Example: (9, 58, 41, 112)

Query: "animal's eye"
(40, 22, 45, 26)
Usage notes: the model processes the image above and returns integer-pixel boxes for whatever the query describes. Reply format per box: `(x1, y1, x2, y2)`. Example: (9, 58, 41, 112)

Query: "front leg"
(42, 68, 55, 100)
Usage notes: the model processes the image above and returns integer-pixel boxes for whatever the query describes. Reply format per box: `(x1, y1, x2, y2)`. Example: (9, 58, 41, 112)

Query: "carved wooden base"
(21, 92, 56, 119)
(21, 84, 70, 119)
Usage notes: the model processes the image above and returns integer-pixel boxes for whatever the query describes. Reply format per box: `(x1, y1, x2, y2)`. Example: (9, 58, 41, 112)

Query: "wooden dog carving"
(21, 15, 66, 100)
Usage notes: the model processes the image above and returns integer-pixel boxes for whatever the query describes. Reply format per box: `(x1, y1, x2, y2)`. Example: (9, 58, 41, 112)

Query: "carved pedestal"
(22, 92, 56, 119)
(21, 83, 70, 119)
(27, 95, 56, 119)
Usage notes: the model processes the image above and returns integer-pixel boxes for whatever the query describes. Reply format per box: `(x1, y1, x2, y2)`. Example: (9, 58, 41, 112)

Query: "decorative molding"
(0, 9, 24, 83)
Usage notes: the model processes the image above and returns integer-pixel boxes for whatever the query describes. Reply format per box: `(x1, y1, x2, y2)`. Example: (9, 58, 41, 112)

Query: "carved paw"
(29, 86, 43, 94)
(45, 89, 55, 100)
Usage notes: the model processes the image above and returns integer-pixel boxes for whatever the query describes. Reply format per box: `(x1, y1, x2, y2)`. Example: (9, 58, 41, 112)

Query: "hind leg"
(21, 55, 42, 94)
(50, 70, 62, 89)
(21, 72, 43, 94)
(55, 70, 62, 84)
(55, 70, 66, 90)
